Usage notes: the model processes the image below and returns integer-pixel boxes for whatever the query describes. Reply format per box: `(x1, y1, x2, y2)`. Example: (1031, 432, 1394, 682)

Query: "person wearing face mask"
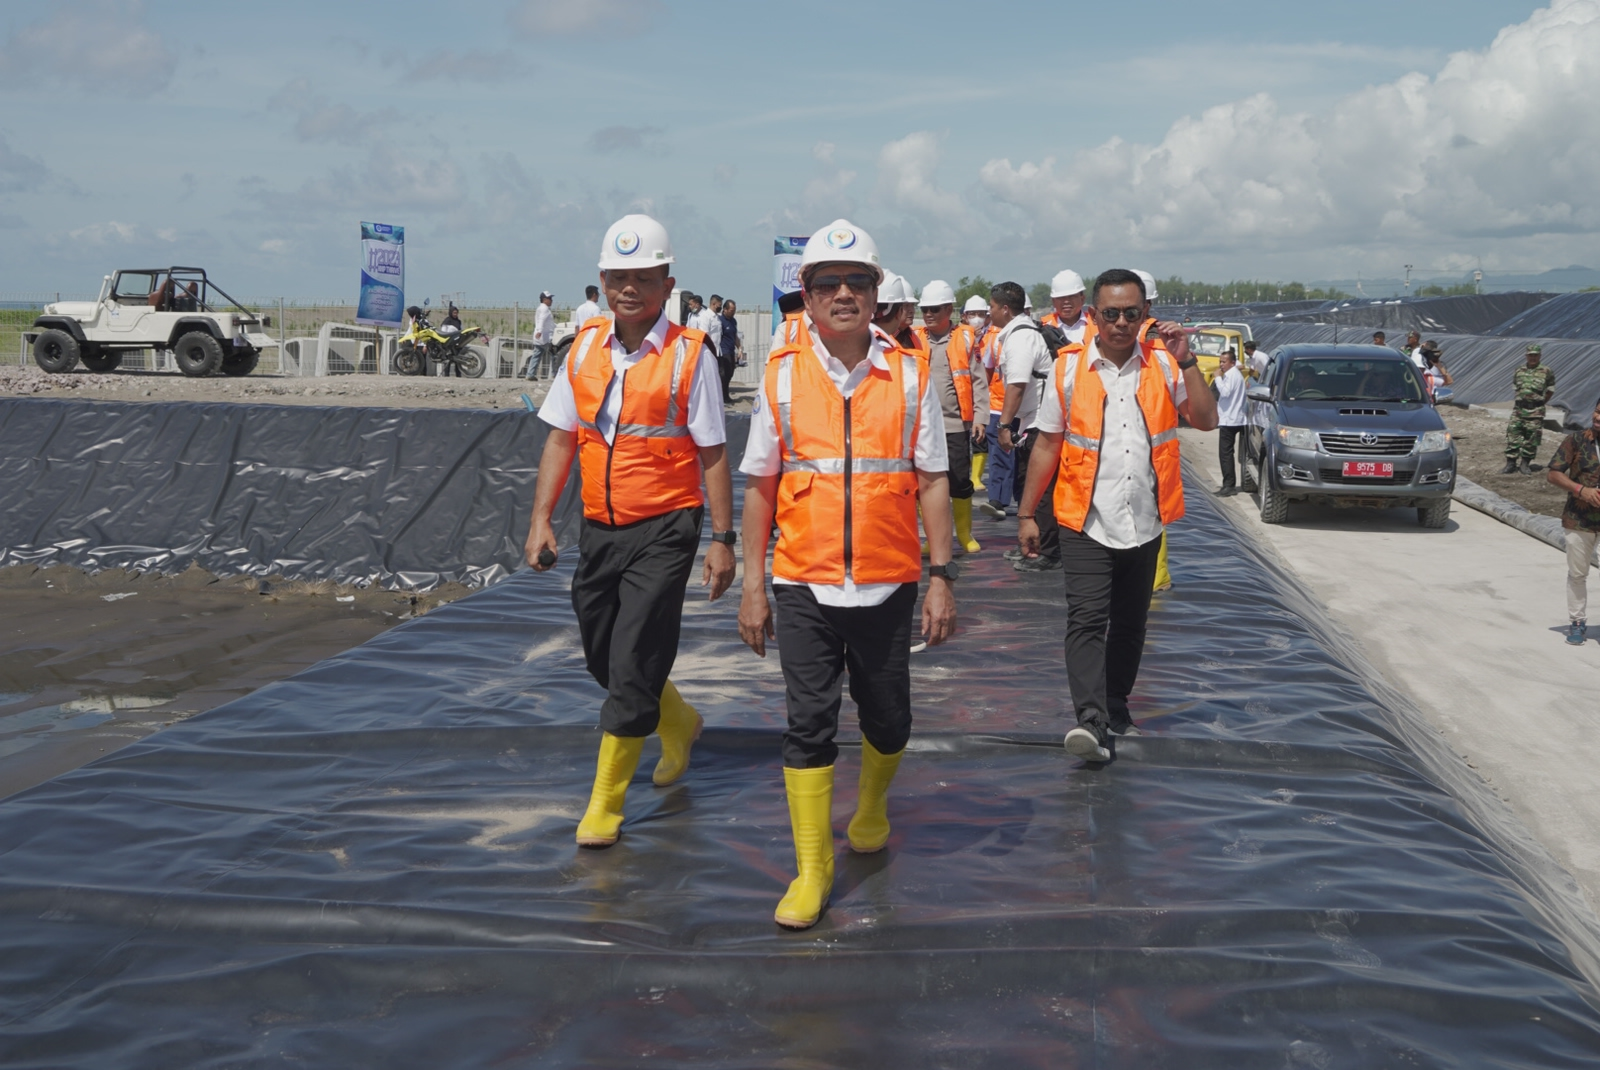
(964, 296, 1000, 494)
(913, 279, 987, 554)
(738, 219, 957, 930)
(1016, 269, 1217, 761)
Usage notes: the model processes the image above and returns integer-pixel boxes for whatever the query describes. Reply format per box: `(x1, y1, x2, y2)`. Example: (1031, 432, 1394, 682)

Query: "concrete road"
(1180, 427, 1600, 915)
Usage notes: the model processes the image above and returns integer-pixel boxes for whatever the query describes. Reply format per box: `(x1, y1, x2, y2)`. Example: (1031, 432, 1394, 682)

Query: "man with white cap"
(914, 279, 986, 554)
(738, 218, 957, 931)
(525, 214, 736, 848)
(528, 289, 556, 379)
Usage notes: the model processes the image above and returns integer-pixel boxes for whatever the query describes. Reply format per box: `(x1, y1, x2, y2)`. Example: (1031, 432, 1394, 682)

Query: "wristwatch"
(928, 562, 960, 582)
(1176, 356, 1199, 370)
(710, 530, 736, 545)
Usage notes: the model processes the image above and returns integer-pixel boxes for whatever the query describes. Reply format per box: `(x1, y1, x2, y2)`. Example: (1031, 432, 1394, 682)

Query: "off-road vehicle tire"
(1257, 458, 1289, 524)
(174, 331, 223, 377)
(394, 343, 424, 376)
(79, 347, 122, 373)
(1418, 497, 1452, 529)
(553, 335, 574, 365)
(1240, 441, 1259, 493)
(457, 347, 486, 378)
(221, 348, 259, 377)
(33, 329, 81, 374)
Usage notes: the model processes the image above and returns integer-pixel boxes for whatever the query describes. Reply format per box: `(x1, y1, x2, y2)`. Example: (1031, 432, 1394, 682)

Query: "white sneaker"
(1064, 727, 1110, 762)
(976, 501, 1006, 520)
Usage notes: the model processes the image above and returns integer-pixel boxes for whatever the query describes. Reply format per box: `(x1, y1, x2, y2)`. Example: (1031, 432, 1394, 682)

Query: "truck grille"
(1319, 467, 1415, 486)
(1319, 432, 1416, 455)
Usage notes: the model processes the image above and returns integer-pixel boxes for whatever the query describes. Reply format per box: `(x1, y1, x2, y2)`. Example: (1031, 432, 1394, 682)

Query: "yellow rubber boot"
(1153, 531, 1172, 592)
(952, 497, 981, 554)
(971, 451, 987, 493)
(653, 679, 703, 787)
(774, 765, 835, 930)
(575, 733, 645, 847)
(847, 740, 904, 853)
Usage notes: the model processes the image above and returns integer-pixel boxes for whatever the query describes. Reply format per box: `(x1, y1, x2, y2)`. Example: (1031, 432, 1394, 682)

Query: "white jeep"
(31, 267, 275, 377)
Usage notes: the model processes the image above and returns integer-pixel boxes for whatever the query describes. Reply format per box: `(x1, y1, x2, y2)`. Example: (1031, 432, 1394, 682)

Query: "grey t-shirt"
(927, 332, 967, 434)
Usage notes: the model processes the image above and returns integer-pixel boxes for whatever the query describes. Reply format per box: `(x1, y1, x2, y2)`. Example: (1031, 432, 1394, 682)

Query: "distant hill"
(1309, 265, 1599, 297)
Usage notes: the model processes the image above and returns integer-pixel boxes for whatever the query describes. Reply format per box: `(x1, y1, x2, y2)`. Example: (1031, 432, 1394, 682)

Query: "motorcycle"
(394, 303, 487, 377)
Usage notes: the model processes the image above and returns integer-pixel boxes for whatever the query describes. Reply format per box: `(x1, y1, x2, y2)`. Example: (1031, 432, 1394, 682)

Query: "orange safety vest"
(1051, 343, 1185, 532)
(568, 316, 708, 526)
(911, 324, 976, 423)
(778, 312, 808, 347)
(974, 325, 1002, 412)
(763, 337, 928, 586)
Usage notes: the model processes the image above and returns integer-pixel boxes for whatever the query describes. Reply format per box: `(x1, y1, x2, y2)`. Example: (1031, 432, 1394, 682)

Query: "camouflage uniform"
(1505, 363, 1556, 461)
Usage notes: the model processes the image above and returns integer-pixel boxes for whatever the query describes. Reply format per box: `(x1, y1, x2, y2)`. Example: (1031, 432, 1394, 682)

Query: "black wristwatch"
(710, 530, 736, 545)
(928, 562, 960, 582)
(1176, 356, 1199, 370)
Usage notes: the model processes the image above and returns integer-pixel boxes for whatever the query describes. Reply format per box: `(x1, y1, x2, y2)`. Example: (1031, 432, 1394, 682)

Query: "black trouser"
(773, 583, 916, 768)
(1218, 425, 1245, 488)
(717, 354, 736, 401)
(1017, 429, 1060, 562)
(1060, 527, 1163, 741)
(945, 429, 973, 500)
(571, 506, 702, 737)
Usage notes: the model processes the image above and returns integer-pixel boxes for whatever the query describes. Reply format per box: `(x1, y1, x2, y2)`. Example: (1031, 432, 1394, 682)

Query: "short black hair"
(709, 294, 722, 303)
(1244, 340, 1257, 349)
(585, 285, 599, 299)
(1092, 268, 1146, 302)
(988, 281, 1026, 314)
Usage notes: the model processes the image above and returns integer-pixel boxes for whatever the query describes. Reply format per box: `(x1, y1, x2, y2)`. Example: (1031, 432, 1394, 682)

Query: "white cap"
(1132, 269, 1158, 301)
(919, 279, 956, 307)
(963, 295, 989, 314)
(799, 219, 883, 281)
(599, 214, 673, 270)
(1050, 270, 1085, 298)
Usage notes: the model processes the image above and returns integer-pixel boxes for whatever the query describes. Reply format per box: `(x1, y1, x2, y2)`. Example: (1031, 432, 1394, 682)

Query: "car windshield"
(1282, 358, 1424, 402)
(1190, 333, 1234, 357)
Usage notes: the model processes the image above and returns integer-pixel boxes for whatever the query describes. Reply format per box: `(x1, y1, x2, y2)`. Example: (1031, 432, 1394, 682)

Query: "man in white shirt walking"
(1213, 351, 1248, 495)
(573, 285, 602, 326)
(528, 290, 556, 379)
(979, 281, 1058, 568)
(1015, 269, 1217, 761)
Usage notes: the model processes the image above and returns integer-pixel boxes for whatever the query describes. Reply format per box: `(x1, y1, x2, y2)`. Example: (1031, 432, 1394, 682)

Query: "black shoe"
(1520, 459, 1534, 475)
(1003, 547, 1024, 562)
(1064, 726, 1110, 762)
(1218, 485, 1237, 497)
(1501, 459, 1518, 474)
(1012, 555, 1062, 573)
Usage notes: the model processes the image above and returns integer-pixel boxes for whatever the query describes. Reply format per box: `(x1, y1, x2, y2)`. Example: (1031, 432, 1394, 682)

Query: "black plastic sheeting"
(1159, 293, 1555, 336)
(1248, 322, 1600, 423)
(0, 399, 574, 592)
(3, 437, 1600, 1065)
(1494, 291, 1600, 340)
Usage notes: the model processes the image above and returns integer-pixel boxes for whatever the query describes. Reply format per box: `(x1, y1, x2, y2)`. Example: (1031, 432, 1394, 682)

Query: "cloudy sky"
(1, 0, 1593, 304)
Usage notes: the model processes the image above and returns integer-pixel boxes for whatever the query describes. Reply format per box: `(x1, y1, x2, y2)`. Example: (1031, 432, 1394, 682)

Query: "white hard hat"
(800, 218, 883, 281)
(919, 279, 956, 307)
(1132, 269, 1158, 301)
(963, 295, 989, 314)
(599, 214, 673, 270)
(1050, 270, 1085, 298)
(1024, 293, 1034, 311)
(876, 272, 915, 306)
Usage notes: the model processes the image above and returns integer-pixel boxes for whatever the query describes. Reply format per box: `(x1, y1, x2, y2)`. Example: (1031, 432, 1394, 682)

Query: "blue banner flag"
(773, 236, 808, 324)
(357, 222, 405, 327)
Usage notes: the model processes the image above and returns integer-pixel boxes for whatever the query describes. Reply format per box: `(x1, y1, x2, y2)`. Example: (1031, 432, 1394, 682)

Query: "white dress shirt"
(741, 320, 948, 608)
(690, 308, 722, 356)
(532, 303, 555, 345)
(539, 310, 727, 449)
(572, 299, 602, 325)
(999, 315, 1054, 430)
(1035, 340, 1186, 550)
(1215, 365, 1247, 426)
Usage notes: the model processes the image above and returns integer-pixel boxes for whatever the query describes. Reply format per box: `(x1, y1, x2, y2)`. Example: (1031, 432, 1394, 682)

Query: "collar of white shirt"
(1087, 339, 1149, 374)
(609, 310, 670, 361)
(808, 318, 892, 388)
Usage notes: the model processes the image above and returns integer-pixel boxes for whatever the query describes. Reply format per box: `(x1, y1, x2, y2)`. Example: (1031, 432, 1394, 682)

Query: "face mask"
(965, 314, 986, 328)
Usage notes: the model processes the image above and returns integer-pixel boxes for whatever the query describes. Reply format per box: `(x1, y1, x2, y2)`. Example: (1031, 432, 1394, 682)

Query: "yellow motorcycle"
(395, 304, 486, 377)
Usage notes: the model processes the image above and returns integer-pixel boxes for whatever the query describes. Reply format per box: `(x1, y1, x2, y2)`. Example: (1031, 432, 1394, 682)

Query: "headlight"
(1277, 426, 1317, 450)
(1418, 430, 1452, 452)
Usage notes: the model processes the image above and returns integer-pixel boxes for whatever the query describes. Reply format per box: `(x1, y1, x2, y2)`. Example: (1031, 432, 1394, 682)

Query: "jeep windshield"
(1282, 358, 1425, 403)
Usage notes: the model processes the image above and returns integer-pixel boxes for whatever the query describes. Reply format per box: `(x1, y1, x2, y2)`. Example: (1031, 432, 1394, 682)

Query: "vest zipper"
(842, 395, 854, 581)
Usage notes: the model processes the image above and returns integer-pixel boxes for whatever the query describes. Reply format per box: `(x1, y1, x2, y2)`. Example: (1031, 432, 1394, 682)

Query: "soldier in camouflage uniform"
(1504, 343, 1556, 474)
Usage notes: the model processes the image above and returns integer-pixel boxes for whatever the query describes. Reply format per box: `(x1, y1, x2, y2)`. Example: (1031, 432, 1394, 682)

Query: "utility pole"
(1475, 256, 1483, 295)
(1403, 264, 1413, 296)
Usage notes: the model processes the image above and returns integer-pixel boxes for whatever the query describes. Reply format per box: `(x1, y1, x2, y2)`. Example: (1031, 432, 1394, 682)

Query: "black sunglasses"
(1094, 306, 1145, 323)
(807, 272, 877, 295)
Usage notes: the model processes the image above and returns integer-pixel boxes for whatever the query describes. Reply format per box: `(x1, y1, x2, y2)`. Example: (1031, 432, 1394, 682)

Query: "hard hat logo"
(614, 231, 641, 256)
(826, 228, 857, 250)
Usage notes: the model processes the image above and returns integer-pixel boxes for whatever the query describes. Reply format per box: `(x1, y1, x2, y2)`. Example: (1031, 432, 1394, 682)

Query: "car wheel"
(457, 347, 486, 378)
(221, 348, 259, 377)
(173, 332, 223, 377)
(1418, 497, 1451, 529)
(80, 347, 122, 373)
(33, 329, 81, 373)
(553, 335, 574, 365)
(1258, 456, 1289, 524)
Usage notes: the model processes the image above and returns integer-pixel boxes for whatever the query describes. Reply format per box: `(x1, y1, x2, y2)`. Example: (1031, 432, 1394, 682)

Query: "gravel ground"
(1439, 405, 1571, 519)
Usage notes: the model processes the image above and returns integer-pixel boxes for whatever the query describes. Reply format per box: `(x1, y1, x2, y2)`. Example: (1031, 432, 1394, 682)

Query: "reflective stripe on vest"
(766, 340, 925, 585)
(569, 318, 707, 525)
(1051, 344, 1185, 533)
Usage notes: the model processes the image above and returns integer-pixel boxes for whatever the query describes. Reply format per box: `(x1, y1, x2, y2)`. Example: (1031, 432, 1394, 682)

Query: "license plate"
(1342, 461, 1393, 478)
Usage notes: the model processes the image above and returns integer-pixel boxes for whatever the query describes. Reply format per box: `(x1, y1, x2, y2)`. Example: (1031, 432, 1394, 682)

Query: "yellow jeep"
(1185, 322, 1254, 384)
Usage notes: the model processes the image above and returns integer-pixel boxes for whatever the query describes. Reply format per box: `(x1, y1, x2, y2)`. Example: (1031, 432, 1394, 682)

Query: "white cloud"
(0, 2, 175, 96)
(972, 0, 1600, 274)
(510, 0, 662, 37)
(246, 146, 467, 221)
(268, 79, 399, 145)
(67, 221, 142, 244)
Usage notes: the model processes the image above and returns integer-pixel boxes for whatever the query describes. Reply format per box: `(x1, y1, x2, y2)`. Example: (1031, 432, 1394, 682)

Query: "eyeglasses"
(1094, 306, 1145, 323)
(807, 272, 877, 295)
